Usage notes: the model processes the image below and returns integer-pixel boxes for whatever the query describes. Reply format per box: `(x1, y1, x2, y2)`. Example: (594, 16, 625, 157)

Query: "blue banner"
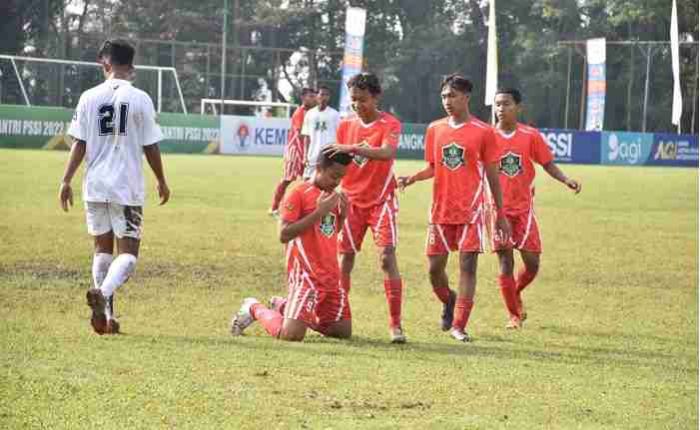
(648, 133, 699, 167)
(600, 132, 654, 166)
(540, 129, 600, 164)
(585, 38, 606, 131)
(338, 8, 366, 117)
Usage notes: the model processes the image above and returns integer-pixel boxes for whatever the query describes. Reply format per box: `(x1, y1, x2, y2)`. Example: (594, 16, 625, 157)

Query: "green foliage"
(0, 149, 698, 428)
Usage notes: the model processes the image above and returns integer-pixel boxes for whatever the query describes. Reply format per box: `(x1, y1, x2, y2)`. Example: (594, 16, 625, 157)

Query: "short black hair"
(317, 85, 331, 93)
(301, 87, 317, 96)
(347, 73, 382, 96)
(495, 87, 522, 104)
(319, 150, 352, 168)
(98, 39, 135, 66)
(440, 74, 473, 94)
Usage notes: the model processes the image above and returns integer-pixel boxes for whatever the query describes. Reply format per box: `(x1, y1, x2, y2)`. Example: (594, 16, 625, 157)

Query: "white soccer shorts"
(85, 202, 143, 239)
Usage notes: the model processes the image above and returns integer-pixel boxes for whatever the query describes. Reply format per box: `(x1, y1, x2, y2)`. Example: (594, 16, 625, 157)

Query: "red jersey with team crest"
(495, 123, 554, 215)
(336, 112, 401, 208)
(280, 182, 341, 290)
(425, 116, 499, 224)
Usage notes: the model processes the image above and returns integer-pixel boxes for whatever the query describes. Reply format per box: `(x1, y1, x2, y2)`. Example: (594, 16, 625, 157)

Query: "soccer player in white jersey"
(301, 85, 340, 180)
(58, 39, 170, 335)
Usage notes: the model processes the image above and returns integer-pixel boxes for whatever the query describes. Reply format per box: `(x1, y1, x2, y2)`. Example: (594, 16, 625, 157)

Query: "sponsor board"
(540, 129, 600, 164)
(219, 115, 290, 155)
(648, 133, 699, 167)
(601, 132, 653, 166)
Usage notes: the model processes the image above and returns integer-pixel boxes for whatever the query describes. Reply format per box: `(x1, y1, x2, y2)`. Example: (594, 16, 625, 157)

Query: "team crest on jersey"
(441, 142, 465, 171)
(499, 151, 523, 177)
(353, 141, 370, 167)
(319, 213, 337, 237)
(314, 120, 327, 132)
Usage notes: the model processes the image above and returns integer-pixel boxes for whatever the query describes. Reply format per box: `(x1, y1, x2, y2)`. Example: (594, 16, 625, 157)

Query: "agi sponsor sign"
(220, 115, 290, 155)
(648, 133, 699, 167)
(601, 132, 653, 166)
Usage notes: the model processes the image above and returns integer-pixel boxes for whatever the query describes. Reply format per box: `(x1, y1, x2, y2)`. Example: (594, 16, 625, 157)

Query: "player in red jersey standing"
(231, 151, 353, 341)
(398, 74, 511, 342)
(492, 88, 581, 328)
(269, 87, 317, 216)
(323, 73, 406, 343)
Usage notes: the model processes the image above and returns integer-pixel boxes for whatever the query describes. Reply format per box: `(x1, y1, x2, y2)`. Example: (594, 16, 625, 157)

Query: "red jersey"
(288, 106, 307, 144)
(495, 123, 554, 215)
(336, 112, 401, 208)
(280, 182, 341, 290)
(425, 116, 499, 224)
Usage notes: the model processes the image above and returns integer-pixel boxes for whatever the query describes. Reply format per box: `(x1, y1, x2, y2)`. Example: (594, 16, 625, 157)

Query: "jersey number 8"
(98, 103, 129, 136)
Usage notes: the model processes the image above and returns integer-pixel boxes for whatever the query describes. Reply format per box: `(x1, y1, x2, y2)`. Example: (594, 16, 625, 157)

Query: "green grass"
(0, 148, 697, 429)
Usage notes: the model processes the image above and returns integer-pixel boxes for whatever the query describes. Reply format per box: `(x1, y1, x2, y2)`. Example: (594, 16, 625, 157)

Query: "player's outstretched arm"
(58, 139, 86, 212)
(398, 163, 435, 191)
(542, 162, 582, 194)
(323, 142, 396, 161)
(279, 191, 339, 243)
(485, 163, 512, 242)
(143, 143, 171, 205)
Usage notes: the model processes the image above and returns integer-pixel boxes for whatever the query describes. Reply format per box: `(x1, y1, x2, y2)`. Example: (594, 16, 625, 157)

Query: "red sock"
(498, 274, 520, 319)
(251, 304, 283, 338)
(270, 181, 287, 211)
(451, 297, 474, 331)
(384, 278, 403, 328)
(340, 274, 351, 293)
(432, 286, 451, 304)
(516, 270, 537, 293)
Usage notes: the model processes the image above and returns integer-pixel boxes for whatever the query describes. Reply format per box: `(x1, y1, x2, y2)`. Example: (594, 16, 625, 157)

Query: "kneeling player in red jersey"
(492, 88, 581, 329)
(230, 150, 353, 341)
(399, 75, 511, 342)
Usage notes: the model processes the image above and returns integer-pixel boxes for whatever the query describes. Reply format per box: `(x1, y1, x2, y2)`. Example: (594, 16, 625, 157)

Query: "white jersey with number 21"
(67, 78, 163, 206)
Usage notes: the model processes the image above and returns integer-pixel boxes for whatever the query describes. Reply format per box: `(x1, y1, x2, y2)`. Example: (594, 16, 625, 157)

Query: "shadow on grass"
(114, 329, 696, 374)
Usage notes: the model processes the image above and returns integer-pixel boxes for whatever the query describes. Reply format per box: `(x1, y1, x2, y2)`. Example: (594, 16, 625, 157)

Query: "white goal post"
(0, 54, 188, 114)
(200, 98, 296, 117)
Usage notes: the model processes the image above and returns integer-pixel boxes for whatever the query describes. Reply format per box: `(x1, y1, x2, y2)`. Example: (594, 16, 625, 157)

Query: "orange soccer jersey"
(336, 112, 401, 208)
(289, 106, 306, 142)
(425, 116, 499, 224)
(495, 123, 554, 215)
(280, 182, 342, 290)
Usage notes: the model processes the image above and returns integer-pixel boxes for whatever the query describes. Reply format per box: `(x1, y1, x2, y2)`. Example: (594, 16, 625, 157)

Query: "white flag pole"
(670, 0, 683, 132)
(485, 0, 498, 125)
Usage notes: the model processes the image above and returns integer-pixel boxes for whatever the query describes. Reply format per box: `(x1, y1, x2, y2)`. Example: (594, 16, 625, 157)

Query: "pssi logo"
(608, 134, 641, 164)
(654, 141, 680, 160)
(543, 132, 573, 159)
(236, 123, 250, 148)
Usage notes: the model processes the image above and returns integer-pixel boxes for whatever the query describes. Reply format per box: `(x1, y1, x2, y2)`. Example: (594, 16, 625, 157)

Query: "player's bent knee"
(280, 319, 307, 341)
(323, 320, 352, 339)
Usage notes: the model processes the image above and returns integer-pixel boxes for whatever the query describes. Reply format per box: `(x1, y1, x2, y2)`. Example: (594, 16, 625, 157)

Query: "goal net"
(200, 98, 296, 118)
(0, 55, 187, 114)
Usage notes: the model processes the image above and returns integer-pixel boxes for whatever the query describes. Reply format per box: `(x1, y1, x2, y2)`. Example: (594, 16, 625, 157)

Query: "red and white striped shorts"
(283, 138, 306, 181)
(284, 273, 351, 332)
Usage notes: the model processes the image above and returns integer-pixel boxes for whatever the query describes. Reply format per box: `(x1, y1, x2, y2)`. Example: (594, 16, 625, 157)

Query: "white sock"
(100, 253, 137, 298)
(92, 253, 114, 288)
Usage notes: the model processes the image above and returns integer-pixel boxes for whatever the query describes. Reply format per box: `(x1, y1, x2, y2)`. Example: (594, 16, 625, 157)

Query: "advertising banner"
(648, 133, 699, 167)
(585, 38, 606, 131)
(540, 129, 600, 164)
(0, 104, 219, 153)
(600, 132, 654, 166)
(338, 7, 367, 117)
(397, 123, 427, 160)
(219, 115, 290, 155)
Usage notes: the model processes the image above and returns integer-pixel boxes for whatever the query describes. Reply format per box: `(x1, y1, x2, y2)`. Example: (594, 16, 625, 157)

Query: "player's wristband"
(496, 207, 506, 219)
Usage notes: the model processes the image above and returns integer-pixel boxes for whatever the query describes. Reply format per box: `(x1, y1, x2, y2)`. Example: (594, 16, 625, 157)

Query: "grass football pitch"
(0, 148, 697, 429)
